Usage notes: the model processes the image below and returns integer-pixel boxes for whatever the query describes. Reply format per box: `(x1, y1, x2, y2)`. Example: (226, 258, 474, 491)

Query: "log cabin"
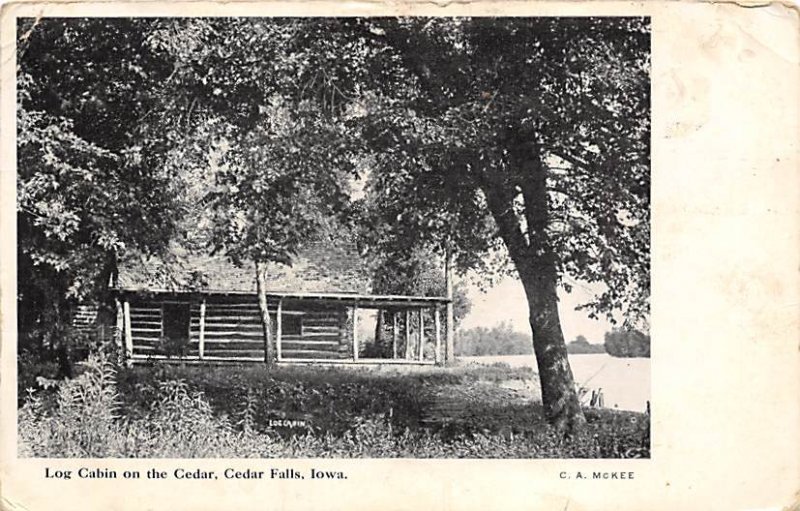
(101, 242, 450, 366)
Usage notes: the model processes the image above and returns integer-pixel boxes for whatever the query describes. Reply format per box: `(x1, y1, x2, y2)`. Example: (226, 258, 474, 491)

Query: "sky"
(458, 274, 612, 344)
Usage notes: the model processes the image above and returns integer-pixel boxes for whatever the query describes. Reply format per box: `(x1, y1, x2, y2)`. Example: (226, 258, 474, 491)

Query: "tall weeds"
(18, 354, 649, 458)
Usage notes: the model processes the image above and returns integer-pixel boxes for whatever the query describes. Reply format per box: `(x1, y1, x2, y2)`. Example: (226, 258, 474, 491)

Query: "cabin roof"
(115, 242, 371, 295)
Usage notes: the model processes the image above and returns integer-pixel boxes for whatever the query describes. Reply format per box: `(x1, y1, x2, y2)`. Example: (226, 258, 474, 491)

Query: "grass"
(18, 354, 650, 458)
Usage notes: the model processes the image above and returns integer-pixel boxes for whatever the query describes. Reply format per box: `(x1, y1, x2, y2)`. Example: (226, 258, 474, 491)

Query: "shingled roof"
(115, 242, 371, 295)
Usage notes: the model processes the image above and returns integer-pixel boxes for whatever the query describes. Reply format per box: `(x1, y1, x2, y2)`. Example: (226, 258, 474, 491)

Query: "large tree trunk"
(518, 262, 586, 436)
(255, 260, 274, 367)
(478, 125, 587, 436)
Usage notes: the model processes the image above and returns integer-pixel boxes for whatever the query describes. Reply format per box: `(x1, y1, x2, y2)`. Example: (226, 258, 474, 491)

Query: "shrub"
(18, 353, 121, 457)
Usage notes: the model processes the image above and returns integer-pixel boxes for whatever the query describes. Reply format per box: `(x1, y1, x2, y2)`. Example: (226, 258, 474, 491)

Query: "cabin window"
(281, 315, 302, 336)
(162, 302, 190, 342)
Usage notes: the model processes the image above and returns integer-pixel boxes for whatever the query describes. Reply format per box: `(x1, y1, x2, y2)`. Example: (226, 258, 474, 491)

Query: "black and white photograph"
(15, 16, 651, 459)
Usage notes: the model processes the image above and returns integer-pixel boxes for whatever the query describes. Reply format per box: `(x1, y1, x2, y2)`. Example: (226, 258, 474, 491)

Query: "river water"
(459, 353, 650, 413)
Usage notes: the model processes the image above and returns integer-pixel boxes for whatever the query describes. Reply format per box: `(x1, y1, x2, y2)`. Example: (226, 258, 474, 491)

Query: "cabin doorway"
(162, 302, 191, 343)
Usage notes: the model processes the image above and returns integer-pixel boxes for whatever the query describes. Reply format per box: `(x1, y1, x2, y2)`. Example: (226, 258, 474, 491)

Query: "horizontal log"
(194, 321, 262, 330)
(201, 327, 264, 336)
(200, 309, 261, 316)
(131, 328, 161, 335)
(280, 342, 340, 350)
(129, 354, 265, 363)
(130, 316, 161, 322)
(203, 305, 261, 309)
(202, 319, 263, 327)
(131, 326, 161, 333)
(201, 338, 263, 345)
(134, 344, 199, 353)
(201, 302, 260, 308)
(132, 343, 200, 352)
(196, 336, 266, 344)
(302, 325, 340, 331)
(131, 319, 161, 327)
(203, 329, 264, 338)
(132, 338, 160, 346)
(281, 338, 340, 345)
(275, 335, 305, 341)
(201, 325, 263, 331)
(195, 333, 309, 342)
(202, 349, 265, 358)
(202, 341, 264, 350)
(202, 306, 281, 310)
(131, 336, 161, 344)
(281, 350, 347, 359)
(133, 339, 199, 348)
(193, 314, 260, 321)
(196, 317, 262, 323)
(302, 328, 340, 334)
(199, 307, 306, 315)
(200, 356, 263, 362)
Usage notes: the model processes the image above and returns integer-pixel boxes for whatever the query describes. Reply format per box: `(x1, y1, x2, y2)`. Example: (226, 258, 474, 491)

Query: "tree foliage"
(17, 19, 196, 372)
(354, 17, 650, 323)
(603, 328, 650, 358)
(18, 18, 650, 432)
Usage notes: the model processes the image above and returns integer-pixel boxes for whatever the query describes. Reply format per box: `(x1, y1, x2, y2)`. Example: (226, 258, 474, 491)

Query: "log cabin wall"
(128, 302, 163, 357)
(126, 295, 351, 361)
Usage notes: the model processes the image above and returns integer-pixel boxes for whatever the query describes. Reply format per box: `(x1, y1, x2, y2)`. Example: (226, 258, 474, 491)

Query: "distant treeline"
(566, 336, 606, 354)
(603, 328, 650, 358)
(457, 324, 650, 358)
(456, 322, 532, 356)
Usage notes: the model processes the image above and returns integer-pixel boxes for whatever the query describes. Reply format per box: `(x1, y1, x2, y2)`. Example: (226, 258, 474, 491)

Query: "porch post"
(276, 298, 283, 362)
(123, 299, 133, 365)
(114, 298, 124, 347)
(418, 308, 425, 361)
(198, 298, 206, 360)
(434, 306, 442, 365)
(445, 245, 455, 364)
(114, 298, 124, 365)
(404, 309, 412, 359)
(392, 311, 399, 359)
(352, 303, 359, 362)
